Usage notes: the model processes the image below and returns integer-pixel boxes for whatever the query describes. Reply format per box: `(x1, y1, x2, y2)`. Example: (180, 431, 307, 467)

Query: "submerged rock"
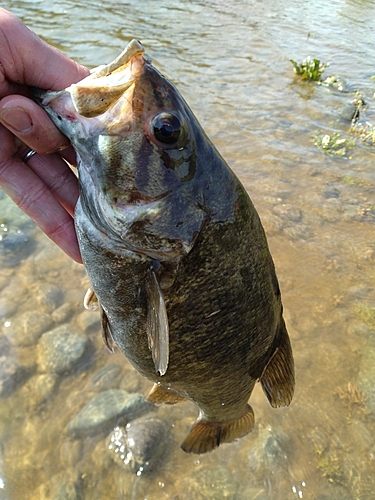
(7, 310, 53, 347)
(32, 469, 81, 500)
(108, 417, 168, 473)
(0, 355, 35, 398)
(67, 390, 154, 437)
(0, 227, 36, 268)
(20, 373, 59, 407)
(90, 363, 123, 391)
(176, 463, 237, 500)
(37, 325, 90, 375)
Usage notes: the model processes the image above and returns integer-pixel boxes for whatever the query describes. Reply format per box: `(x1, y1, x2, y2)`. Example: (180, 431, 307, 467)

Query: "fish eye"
(151, 112, 182, 144)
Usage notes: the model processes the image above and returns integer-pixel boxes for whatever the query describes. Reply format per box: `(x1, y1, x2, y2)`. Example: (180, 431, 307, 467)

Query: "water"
(1, 0, 375, 498)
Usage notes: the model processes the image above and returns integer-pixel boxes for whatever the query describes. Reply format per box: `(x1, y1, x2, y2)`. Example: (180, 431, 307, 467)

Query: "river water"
(1, 1, 375, 499)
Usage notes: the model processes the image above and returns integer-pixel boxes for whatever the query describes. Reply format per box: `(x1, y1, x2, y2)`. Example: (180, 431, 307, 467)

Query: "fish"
(34, 39, 295, 454)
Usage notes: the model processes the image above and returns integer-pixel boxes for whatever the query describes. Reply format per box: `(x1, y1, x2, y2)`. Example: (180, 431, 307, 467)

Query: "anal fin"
(181, 404, 254, 454)
(260, 318, 295, 408)
(146, 383, 186, 405)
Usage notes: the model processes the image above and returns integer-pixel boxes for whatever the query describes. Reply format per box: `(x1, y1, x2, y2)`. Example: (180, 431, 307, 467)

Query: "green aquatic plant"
(350, 121, 375, 146)
(354, 304, 375, 328)
(317, 455, 344, 484)
(313, 132, 354, 157)
(290, 56, 328, 81)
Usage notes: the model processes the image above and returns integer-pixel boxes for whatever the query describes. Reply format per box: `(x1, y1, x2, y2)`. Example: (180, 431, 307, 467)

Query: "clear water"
(1, 0, 375, 498)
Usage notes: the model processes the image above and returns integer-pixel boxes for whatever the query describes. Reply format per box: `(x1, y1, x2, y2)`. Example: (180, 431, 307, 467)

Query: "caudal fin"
(260, 318, 295, 407)
(181, 404, 255, 454)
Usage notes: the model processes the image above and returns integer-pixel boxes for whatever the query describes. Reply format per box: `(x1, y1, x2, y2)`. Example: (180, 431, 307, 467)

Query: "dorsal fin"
(145, 268, 169, 376)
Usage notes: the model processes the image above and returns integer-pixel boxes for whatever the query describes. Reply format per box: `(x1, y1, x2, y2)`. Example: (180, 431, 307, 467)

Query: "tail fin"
(181, 404, 254, 454)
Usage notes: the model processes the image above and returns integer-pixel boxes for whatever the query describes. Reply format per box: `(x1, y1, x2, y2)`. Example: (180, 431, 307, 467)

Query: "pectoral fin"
(145, 269, 169, 376)
(260, 319, 295, 408)
(100, 306, 115, 354)
(181, 405, 255, 454)
(146, 383, 186, 405)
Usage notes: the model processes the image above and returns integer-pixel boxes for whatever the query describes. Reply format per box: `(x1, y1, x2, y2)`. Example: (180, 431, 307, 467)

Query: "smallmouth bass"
(35, 40, 294, 454)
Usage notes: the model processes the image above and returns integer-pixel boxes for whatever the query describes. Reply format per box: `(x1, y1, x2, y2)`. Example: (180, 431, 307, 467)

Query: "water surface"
(1, 1, 375, 498)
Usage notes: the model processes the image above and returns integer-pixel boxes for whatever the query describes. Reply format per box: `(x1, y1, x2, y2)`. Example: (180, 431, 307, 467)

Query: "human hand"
(0, 8, 90, 263)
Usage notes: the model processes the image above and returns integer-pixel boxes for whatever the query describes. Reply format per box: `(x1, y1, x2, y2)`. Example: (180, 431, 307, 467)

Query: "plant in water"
(350, 121, 375, 146)
(313, 131, 353, 157)
(290, 56, 329, 81)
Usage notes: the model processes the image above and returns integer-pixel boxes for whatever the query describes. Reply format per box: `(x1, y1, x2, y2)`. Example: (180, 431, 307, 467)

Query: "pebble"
(176, 463, 237, 499)
(0, 355, 35, 398)
(32, 469, 81, 500)
(90, 363, 123, 391)
(0, 228, 36, 268)
(273, 203, 302, 222)
(37, 325, 90, 375)
(356, 341, 375, 415)
(35, 283, 64, 313)
(322, 186, 340, 199)
(0, 280, 27, 319)
(51, 302, 76, 324)
(108, 417, 168, 473)
(19, 373, 58, 407)
(33, 245, 68, 274)
(77, 309, 101, 334)
(6, 311, 53, 347)
(67, 389, 154, 437)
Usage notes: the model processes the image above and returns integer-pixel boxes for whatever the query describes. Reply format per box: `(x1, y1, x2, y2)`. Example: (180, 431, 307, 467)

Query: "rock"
(108, 417, 168, 473)
(0, 355, 35, 398)
(77, 310, 100, 334)
(323, 186, 340, 199)
(37, 325, 90, 375)
(273, 203, 302, 222)
(90, 363, 123, 391)
(33, 245, 67, 274)
(0, 227, 36, 268)
(7, 311, 53, 347)
(35, 284, 64, 313)
(32, 469, 81, 500)
(67, 390, 154, 437)
(0, 280, 27, 318)
(51, 302, 76, 324)
(20, 373, 58, 407)
(176, 463, 237, 499)
(357, 342, 375, 415)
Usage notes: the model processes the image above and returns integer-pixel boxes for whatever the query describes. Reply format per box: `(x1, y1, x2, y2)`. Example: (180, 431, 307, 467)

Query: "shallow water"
(1, 0, 375, 498)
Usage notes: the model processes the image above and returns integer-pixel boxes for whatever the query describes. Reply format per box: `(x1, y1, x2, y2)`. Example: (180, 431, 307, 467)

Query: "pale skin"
(0, 8, 90, 263)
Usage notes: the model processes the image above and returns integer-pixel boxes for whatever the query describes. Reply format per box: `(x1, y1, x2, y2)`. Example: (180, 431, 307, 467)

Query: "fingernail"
(0, 107, 33, 133)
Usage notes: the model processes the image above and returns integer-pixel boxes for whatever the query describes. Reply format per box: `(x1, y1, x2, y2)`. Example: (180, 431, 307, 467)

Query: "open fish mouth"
(37, 39, 146, 136)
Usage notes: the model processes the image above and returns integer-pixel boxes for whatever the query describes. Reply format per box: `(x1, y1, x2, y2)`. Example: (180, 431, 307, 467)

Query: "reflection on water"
(1, 0, 375, 498)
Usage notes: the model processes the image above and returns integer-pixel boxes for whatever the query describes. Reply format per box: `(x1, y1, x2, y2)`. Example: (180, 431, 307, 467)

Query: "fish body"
(35, 40, 294, 454)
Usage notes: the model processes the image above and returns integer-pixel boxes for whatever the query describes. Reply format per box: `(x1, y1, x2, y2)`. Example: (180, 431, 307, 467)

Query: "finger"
(0, 125, 82, 263)
(23, 153, 79, 218)
(0, 9, 89, 93)
(0, 95, 70, 154)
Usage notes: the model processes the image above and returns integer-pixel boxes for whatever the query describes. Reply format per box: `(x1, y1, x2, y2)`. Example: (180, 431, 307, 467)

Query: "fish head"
(35, 40, 211, 259)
